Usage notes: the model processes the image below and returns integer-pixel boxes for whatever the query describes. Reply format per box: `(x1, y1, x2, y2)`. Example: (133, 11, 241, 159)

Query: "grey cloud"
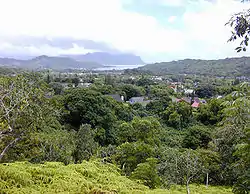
(1, 36, 119, 53)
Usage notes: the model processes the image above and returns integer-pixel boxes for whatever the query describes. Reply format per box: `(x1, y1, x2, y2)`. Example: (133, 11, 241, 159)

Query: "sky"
(0, 0, 250, 62)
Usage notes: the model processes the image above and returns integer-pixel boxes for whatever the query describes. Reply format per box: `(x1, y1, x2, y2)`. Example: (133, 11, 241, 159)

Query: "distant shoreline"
(94, 64, 145, 71)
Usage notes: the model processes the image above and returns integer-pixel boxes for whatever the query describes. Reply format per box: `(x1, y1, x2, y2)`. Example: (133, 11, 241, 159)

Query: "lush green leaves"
(131, 158, 161, 189)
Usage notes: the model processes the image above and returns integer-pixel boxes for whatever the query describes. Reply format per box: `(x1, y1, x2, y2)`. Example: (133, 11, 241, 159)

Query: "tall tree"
(159, 148, 204, 194)
(0, 74, 55, 161)
(215, 83, 250, 192)
(73, 124, 98, 163)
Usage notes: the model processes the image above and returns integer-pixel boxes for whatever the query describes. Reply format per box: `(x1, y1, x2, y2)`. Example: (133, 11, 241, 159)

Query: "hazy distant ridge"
(0, 52, 145, 70)
(62, 52, 145, 65)
(0, 55, 102, 70)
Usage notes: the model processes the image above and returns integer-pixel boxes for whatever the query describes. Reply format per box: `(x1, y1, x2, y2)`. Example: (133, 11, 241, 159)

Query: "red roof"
(191, 102, 200, 108)
(176, 98, 182, 102)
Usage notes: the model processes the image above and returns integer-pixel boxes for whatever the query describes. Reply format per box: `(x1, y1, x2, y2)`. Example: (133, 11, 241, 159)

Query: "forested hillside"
(139, 57, 250, 77)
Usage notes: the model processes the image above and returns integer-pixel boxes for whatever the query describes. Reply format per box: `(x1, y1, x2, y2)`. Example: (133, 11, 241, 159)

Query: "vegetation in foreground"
(0, 161, 233, 194)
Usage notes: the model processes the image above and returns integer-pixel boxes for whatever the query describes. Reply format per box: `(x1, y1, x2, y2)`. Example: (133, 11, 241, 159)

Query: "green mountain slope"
(139, 57, 250, 77)
(0, 161, 232, 194)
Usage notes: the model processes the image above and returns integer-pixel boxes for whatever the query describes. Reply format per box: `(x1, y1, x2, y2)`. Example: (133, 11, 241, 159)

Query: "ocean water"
(94, 64, 145, 71)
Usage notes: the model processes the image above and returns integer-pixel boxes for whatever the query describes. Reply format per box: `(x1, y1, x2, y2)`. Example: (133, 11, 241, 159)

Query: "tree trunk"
(186, 180, 190, 194)
(206, 173, 209, 188)
(0, 137, 20, 161)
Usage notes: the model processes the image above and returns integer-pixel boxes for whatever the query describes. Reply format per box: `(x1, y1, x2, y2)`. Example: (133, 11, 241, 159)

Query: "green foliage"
(62, 88, 119, 145)
(104, 74, 114, 86)
(73, 124, 98, 163)
(159, 148, 204, 191)
(0, 67, 25, 75)
(226, 6, 250, 52)
(162, 102, 193, 129)
(131, 158, 161, 189)
(116, 141, 155, 176)
(31, 127, 76, 164)
(197, 99, 224, 125)
(159, 127, 185, 148)
(0, 162, 233, 194)
(136, 76, 155, 87)
(0, 74, 57, 161)
(63, 88, 113, 127)
(196, 149, 222, 185)
(182, 125, 212, 149)
(0, 161, 148, 193)
(115, 122, 136, 144)
(146, 90, 171, 115)
(196, 85, 216, 98)
(1, 113, 75, 164)
(120, 84, 145, 100)
(0, 70, 248, 193)
(215, 83, 250, 190)
(149, 84, 174, 99)
(115, 117, 162, 145)
(72, 77, 80, 87)
(49, 82, 64, 95)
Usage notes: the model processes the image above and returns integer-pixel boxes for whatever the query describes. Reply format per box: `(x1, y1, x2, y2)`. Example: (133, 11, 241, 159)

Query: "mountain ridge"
(61, 52, 145, 65)
(139, 56, 250, 77)
(0, 52, 145, 70)
(0, 55, 102, 70)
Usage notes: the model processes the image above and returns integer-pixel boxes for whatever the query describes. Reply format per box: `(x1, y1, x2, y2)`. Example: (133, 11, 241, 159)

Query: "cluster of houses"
(54, 73, 206, 108)
(107, 94, 206, 108)
(168, 82, 207, 108)
(172, 96, 206, 108)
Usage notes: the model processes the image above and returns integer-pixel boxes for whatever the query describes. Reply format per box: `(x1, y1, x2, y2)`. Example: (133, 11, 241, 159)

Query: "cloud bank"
(0, 0, 249, 62)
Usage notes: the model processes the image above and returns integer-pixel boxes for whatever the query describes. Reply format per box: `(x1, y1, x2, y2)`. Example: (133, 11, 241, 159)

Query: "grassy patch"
(0, 161, 232, 194)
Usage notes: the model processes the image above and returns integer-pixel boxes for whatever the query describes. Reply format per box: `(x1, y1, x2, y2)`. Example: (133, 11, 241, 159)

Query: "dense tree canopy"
(0, 74, 58, 161)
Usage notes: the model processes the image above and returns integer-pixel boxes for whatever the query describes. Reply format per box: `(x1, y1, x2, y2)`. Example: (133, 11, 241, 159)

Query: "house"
(152, 76, 163, 81)
(107, 94, 124, 102)
(173, 96, 206, 108)
(171, 82, 182, 85)
(59, 83, 72, 88)
(184, 89, 194, 95)
(217, 95, 223, 99)
(172, 97, 182, 103)
(191, 101, 200, 108)
(127, 97, 152, 106)
(128, 97, 145, 104)
(193, 97, 200, 103)
(172, 97, 191, 104)
(191, 97, 206, 108)
(182, 97, 192, 104)
(79, 83, 92, 88)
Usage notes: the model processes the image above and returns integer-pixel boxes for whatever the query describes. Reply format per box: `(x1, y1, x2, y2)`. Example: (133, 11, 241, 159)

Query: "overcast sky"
(0, 0, 250, 62)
